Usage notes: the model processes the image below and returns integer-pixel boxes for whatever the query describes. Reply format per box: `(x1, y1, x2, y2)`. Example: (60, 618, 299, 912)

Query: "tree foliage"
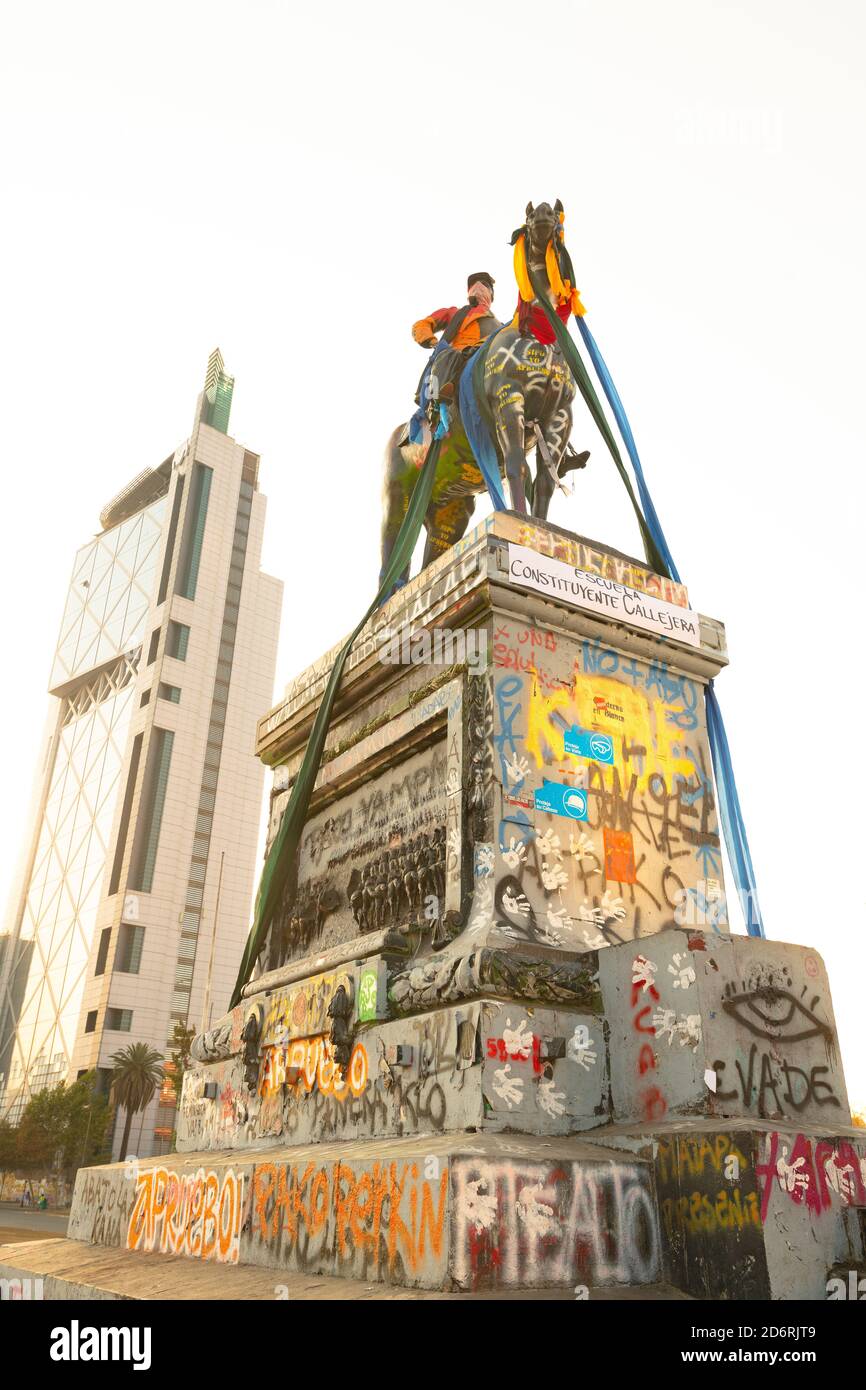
(110, 1042, 164, 1161)
(168, 1021, 196, 1102)
(8, 1071, 110, 1180)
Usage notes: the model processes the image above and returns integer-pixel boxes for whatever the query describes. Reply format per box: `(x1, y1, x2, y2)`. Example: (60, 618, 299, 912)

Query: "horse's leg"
(421, 496, 475, 569)
(531, 404, 572, 521)
(492, 385, 529, 513)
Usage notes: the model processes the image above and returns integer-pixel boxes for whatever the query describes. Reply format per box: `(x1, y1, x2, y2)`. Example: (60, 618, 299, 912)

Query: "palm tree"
(109, 1043, 164, 1161)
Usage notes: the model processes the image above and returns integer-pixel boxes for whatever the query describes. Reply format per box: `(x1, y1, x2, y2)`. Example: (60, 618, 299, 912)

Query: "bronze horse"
(380, 201, 587, 585)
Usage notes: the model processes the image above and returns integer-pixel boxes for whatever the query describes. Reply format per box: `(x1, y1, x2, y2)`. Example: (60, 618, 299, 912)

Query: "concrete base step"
(0, 1237, 690, 1301)
(580, 1118, 866, 1301)
(65, 1132, 663, 1293)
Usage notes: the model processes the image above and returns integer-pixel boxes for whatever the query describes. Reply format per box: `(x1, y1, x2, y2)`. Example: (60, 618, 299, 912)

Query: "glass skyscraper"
(0, 352, 282, 1154)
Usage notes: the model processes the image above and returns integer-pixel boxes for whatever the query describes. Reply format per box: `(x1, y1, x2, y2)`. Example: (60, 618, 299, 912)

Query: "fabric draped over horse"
(511, 225, 586, 343)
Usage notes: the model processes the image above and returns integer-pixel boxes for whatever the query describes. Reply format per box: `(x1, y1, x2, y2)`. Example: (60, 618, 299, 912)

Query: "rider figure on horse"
(412, 272, 500, 405)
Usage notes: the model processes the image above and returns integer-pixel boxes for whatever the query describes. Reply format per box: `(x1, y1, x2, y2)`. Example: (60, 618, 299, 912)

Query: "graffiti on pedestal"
(490, 620, 724, 954)
(260, 1035, 369, 1100)
(655, 1131, 769, 1300)
(68, 1170, 136, 1247)
(480, 1002, 606, 1131)
(451, 1156, 660, 1289)
(126, 1166, 244, 1264)
(756, 1131, 866, 1221)
(251, 1157, 448, 1284)
(711, 955, 844, 1120)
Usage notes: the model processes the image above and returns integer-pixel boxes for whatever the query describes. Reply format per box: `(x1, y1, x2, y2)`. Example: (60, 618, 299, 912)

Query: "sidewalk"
(0, 1237, 691, 1301)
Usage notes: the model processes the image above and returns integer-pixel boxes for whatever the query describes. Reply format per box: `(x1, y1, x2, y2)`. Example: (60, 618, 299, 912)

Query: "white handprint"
(536, 828, 562, 859)
(502, 838, 527, 869)
(538, 1079, 566, 1117)
(824, 1156, 857, 1203)
(493, 1064, 524, 1108)
(600, 891, 626, 923)
(668, 952, 696, 990)
(461, 1178, 497, 1232)
(566, 1024, 598, 1070)
(547, 906, 572, 930)
(633, 955, 658, 993)
(502, 887, 530, 916)
(517, 1182, 561, 1238)
(776, 1148, 810, 1197)
(505, 753, 531, 787)
(652, 1008, 677, 1044)
(541, 860, 569, 892)
(502, 1017, 533, 1058)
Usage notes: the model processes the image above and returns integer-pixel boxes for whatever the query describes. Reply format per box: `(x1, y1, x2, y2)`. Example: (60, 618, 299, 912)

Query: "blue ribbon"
(458, 355, 508, 510)
(575, 316, 681, 583)
(705, 682, 765, 937)
(571, 311, 764, 938)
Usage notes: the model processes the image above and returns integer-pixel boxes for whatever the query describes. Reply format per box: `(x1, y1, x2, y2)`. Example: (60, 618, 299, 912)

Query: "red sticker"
(603, 827, 637, 884)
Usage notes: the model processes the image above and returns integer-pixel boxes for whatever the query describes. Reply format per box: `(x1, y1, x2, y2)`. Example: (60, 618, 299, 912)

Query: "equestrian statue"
(380, 200, 591, 587)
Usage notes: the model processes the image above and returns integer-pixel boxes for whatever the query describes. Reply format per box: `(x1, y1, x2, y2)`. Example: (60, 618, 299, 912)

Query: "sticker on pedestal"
(533, 781, 588, 821)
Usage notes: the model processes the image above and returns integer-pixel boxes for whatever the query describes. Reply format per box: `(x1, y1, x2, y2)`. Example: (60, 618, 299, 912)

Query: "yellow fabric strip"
(513, 234, 534, 301)
(514, 227, 586, 316)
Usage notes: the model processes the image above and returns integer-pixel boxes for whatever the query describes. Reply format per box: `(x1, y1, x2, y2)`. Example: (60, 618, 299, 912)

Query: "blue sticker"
(533, 781, 589, 821)
(563, 726, 615, 765)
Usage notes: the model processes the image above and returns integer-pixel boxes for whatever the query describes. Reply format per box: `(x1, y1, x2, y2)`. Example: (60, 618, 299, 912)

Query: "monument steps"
(0, 1236, 691, 1302)
(64, 1132, 662, 1294)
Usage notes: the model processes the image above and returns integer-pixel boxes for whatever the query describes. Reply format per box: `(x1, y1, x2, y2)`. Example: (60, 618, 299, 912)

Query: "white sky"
(1, 0, 863, 1110)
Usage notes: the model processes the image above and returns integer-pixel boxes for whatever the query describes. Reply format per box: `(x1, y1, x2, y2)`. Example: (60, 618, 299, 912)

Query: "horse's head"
(525, 200, 563, 260)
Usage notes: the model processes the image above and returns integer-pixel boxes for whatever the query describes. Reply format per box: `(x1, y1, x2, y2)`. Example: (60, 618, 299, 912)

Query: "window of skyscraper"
(166, 620, 190, 660)
(175, 463, 213, 601)
(94, 927, 112, 976)
(116, 924, 144, 974)
(108, 732, 143, 897)
(156, 474, 185, 605)
(105, 1008, 133, 1032)
(128, 728, 175, 893)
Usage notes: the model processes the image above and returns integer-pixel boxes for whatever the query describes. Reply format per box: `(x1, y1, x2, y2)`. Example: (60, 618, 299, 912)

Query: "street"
(0, 1201, 69, 1245)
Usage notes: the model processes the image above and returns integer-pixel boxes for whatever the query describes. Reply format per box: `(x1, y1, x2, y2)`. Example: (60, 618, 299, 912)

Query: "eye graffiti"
(721, 967, 833, 1044)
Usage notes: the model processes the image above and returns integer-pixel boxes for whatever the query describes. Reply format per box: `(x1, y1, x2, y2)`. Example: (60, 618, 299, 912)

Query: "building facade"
(0, 351, 283, 1156)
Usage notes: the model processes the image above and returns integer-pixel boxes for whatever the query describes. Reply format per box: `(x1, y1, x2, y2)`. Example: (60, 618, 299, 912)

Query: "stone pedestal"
(66, 514, 864, 1299)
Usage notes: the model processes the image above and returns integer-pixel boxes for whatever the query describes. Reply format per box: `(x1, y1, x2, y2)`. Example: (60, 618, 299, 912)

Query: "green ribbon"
(526, 264, 666, 576)
(230, 435, 444, 1008)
